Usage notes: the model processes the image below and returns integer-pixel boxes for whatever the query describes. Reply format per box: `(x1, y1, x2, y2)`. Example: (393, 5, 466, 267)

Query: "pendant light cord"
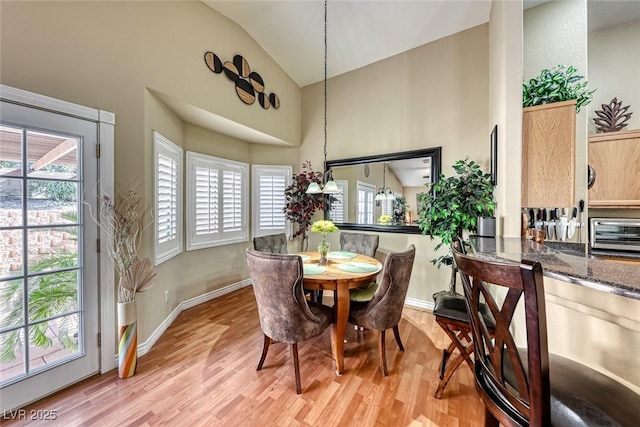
(323, 0, 328, 176)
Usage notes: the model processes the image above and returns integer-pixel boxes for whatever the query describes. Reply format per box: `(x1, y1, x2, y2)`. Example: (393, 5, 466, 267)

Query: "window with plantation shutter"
(356, 181, 375, 225)
(186, 152, 248, 250)
(328, 179, 348, 223)
(252, 165, 292, 238)
(154, 131, 183, 265)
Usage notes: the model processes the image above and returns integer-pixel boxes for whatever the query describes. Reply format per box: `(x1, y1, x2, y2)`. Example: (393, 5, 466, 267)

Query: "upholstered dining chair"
(451, 237, 640, 426)
(340, 232, 379, 258)
(252, 233, 320, 302)
(246, 249, 334, 394)
(348, 244, 415, 376)
(252, 233, 288, 254)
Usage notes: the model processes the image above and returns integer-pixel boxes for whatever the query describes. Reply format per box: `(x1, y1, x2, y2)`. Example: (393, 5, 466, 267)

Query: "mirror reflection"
(325, 147, 441, 234)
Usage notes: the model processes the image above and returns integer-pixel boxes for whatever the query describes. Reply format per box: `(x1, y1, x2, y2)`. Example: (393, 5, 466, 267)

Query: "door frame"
(1, 84, 116, 375)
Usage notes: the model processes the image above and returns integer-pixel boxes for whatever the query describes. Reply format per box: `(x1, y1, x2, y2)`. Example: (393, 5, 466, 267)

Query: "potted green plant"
(416, 158, 496, 295)
(523, 64, 595, 112)
(392, 196, 409, 225)
(283, 161, 328, 251)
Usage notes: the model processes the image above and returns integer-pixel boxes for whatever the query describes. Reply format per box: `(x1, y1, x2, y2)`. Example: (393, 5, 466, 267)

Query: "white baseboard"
(114, 279, 252, 366)
(405, 297, 434, 312)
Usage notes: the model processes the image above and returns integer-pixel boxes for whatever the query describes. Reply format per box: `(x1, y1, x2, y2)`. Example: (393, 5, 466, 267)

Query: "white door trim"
(0, 84, 116, 374)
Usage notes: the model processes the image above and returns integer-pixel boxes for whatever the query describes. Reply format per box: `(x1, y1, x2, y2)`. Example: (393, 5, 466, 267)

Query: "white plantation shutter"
(252, 165, 291, 237)
(328, 180, 348, 223)
(187, 152, 248, 250)
(195, 166, 218, 235)
(157, 154, 177, 243)
(154, 131, 183, 265)
(223, 170, 243, 232)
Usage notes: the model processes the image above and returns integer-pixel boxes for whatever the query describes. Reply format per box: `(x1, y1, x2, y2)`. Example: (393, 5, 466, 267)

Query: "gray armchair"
(339, 232, 379, 258)
(348, 244, 416, 376)
(246, 249, 334, 394)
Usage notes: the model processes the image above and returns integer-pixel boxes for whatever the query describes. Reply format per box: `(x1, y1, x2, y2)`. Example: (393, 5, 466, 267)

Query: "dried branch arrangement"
(91, 186, 156, 302)
(593, 97, 633, 133)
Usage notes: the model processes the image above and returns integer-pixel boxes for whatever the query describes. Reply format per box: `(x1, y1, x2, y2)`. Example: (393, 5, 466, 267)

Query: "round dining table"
(298, 250, 382, 375)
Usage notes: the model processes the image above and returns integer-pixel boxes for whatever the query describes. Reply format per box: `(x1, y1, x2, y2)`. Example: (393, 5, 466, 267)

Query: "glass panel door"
(0, 101, 99, 411)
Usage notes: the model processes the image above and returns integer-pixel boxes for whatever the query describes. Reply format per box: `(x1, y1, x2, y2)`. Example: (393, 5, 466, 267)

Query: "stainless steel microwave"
(590, 218, 640, 254)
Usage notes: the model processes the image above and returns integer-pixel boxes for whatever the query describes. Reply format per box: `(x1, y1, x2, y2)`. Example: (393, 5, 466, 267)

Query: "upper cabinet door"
(588, 129, 640, 208)
(522, 100, 576, 208)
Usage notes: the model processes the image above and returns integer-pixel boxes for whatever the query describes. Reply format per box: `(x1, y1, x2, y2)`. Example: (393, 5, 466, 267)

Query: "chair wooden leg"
(313, 290, 324, 303)
(392, 325, 404, 352)
(257, 334, 271, 370)
(435, 348, 469, 398)
(379, 330, 388, 376)
(291, 343, 302, 394)
(484, 406, 499, 427)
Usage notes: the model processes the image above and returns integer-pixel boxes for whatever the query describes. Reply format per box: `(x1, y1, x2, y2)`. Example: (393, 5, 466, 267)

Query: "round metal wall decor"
(204, 51, 280, 110)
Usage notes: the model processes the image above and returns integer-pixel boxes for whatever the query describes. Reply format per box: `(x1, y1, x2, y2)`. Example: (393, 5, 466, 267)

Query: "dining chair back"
(451, 237, 640, 426)
(339, 232, 379, 258)
(348, 244, 415, 376)
(252, 233, 288, 254)
(246, 249, 334, 394)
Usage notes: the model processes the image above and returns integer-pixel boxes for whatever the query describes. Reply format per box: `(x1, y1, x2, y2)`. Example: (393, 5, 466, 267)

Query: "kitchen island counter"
(468, 236, 640, 300)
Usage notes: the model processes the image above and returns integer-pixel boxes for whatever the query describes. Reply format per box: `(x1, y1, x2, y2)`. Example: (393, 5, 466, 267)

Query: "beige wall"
(588, 19, 640, 220)
(524, 0, 588, 243)
(0, 1, 301, 343)
(520, 0, 640, 392)
(588, 19, 640, 133)
(301, 24, 491, 302)
(0, 2, 490, 338)
(489, 0, 523, 238)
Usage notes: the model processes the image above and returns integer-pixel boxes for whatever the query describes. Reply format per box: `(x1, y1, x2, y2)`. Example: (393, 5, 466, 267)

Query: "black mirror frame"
(324, 147, 442, 234)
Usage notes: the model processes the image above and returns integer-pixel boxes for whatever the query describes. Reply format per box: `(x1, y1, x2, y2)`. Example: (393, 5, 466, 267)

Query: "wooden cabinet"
(588, 129, 640, 208)
(522, 100, 576, 207)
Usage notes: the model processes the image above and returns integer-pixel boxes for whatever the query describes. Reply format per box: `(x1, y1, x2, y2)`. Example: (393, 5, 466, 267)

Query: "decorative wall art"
(593, 97, 632, 132)
(204, 52, 280, 110)
(490, 124, 497, 186)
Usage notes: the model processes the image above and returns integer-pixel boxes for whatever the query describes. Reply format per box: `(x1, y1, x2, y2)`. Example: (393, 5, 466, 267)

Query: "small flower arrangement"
(378, 214, 392, 225)
(311, 220, 338, 265)
(311, 220, 338, 236)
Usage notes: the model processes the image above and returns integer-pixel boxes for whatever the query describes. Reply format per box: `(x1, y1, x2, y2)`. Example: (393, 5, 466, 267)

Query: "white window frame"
(186, 151, 249, 250)
(328, 179, 348, 224)
(251, 164, 292, 238)
(356, 181, 375, 225)
(153, 131, 183, 265)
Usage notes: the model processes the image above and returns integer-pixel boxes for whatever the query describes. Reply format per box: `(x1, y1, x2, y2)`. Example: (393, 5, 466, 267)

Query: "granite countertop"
(468, 236, 640, 300)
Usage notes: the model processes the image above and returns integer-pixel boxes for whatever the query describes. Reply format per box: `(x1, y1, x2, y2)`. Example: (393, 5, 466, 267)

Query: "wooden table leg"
(331, 281, 350, 375)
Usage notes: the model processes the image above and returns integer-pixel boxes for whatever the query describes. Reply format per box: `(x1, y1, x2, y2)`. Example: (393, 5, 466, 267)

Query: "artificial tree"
(283, 161, 329, 251)
(417, 157, 496, 295)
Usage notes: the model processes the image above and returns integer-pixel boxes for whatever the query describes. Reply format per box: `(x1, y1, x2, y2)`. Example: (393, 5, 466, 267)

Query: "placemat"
(327, 251, 357, 260)
(303, 264, 326, 275)
(337, 262, 379, 273)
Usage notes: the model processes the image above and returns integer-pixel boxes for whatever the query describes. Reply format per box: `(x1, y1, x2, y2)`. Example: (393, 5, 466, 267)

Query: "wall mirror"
(325, 147, 441, 234)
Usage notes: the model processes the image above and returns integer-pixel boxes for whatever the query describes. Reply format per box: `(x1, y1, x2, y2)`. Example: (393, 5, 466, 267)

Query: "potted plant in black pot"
(416, 157, 496, 297)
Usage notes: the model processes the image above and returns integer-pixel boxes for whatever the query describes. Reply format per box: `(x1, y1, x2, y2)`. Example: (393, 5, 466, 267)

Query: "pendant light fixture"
(375, 163, 395, 201)
(306, 0, 339, 195)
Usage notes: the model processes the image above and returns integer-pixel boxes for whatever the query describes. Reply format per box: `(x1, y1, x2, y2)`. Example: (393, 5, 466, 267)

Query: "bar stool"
(433, 291, 495, 398)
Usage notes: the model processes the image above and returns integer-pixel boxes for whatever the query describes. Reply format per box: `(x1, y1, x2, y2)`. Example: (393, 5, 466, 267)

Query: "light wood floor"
(3, 287, 484, 426)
